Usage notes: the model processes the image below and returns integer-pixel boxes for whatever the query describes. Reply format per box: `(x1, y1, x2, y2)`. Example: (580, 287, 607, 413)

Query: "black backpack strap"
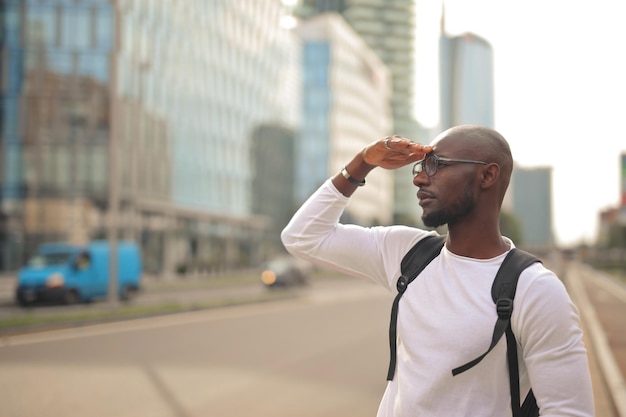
(451, 247, 540, 417)
(387, 235, 446, 381)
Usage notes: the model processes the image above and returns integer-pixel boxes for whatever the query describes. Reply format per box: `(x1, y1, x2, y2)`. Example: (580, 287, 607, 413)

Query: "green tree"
(500, 211, 523, 245)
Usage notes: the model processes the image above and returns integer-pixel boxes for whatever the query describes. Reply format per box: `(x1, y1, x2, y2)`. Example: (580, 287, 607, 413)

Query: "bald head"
(433, 125, 513, 200)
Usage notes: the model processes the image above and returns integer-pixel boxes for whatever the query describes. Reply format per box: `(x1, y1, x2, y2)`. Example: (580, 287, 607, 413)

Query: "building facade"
(296, 13, 393, 225)
(511, 166, 554, 249)
(439, 31, 494, 130)
(297, 0, 423, 225)
(0, 0, 300, 274)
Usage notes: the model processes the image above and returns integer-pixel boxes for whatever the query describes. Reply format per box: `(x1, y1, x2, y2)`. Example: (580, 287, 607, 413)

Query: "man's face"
(413, 136, 482, 228)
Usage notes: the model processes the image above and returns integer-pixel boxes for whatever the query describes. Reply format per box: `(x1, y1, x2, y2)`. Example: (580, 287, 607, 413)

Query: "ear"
(480, 163, 500, 190)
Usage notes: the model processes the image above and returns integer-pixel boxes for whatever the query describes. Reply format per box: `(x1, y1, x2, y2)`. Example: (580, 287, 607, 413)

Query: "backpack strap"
(451, 247, 541, 417)
(387, 235, 446, 381)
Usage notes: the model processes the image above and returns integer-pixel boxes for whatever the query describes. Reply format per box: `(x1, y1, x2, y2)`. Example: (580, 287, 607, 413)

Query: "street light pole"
(131, 59, 150, 242)
(107, 1, 121, 307)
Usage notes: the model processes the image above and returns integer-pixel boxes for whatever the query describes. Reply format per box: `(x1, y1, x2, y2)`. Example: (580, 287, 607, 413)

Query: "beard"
(422, 184, 476, 228)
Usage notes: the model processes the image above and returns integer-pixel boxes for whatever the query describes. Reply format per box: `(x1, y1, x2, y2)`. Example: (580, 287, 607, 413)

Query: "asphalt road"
(0, 278, 392, 417)
(0, 263, 625, 417)
(567, 263, 626, 417)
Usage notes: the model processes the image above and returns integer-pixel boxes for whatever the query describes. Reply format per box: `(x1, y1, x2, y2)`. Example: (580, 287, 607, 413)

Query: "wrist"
(346, 151, 376, 179)
(341, 166, 366, 186)
(331, 153, 376, 197)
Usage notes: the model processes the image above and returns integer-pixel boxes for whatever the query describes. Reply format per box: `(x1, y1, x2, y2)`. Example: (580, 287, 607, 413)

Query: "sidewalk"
(567, 264, 626, 417)
(0, 275, 15, 300)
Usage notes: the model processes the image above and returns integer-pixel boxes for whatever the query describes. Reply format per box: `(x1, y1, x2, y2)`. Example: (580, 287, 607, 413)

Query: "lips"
(417, 190, 435, 205)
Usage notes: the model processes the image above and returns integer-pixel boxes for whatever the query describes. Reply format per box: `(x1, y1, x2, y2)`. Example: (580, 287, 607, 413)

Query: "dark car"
(260, 256, 311, 289)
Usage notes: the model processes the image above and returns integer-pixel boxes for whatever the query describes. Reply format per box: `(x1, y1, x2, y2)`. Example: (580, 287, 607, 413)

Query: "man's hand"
(363, 135, 433, 170)
(332, 135, 434, 197)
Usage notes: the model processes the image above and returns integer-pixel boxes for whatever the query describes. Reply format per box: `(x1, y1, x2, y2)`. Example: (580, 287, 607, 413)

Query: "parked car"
(15, 241, 142, 306)
(260, 256, 311, 289)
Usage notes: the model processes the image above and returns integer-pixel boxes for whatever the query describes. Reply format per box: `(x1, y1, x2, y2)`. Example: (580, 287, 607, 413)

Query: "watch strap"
(341, 167, 366, 186)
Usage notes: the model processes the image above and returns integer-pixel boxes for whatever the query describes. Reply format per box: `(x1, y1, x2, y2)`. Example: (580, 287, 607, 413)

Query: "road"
(0, 278, 393, 417)
(567, 263, 626, 417)
(0, 263, 625, 417)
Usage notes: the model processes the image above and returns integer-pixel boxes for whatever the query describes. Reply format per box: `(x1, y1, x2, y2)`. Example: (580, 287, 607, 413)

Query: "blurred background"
(1, 0, 625, 278)
(1, 1, 626, 416)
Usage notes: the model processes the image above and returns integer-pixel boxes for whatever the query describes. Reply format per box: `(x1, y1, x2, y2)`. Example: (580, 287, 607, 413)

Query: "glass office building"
(439, 32, 495, 129)
(297, 0, 421, 225)
(0, 1, 300, 274)
(297, 13, 393, 225)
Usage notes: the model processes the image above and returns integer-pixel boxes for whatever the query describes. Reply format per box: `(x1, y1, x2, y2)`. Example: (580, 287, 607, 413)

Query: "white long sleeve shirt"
(281, 179, 594, 417)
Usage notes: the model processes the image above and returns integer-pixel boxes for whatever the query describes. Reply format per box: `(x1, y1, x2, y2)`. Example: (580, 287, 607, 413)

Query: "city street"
(567, 263, 626, 417)
(0, 278, 392, 417)
(0, 263, 624, 417)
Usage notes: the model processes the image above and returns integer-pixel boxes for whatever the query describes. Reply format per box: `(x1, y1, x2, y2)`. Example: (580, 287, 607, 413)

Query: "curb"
(568, 265, 626, 417)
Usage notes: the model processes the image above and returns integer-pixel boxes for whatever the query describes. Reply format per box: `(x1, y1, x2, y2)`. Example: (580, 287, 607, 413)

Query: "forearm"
(280, 180, 382, 278)
(332, 135, 432, 197)
(331, 151, 376, 197)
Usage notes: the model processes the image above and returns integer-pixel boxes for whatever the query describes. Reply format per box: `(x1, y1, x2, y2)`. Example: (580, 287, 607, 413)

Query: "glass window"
(96, 7, 113, 49)
(62, 6, 90, 50)
(25, 5, 57, 46)
(46, 50, 73, 75)
(78, 53, 109, 82)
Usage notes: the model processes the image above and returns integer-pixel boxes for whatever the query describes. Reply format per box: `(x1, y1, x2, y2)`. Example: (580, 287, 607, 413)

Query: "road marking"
(592, 270, 626, 304)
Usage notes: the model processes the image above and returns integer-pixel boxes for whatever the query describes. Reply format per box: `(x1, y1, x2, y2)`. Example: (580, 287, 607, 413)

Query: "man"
(281, 125, 594, 416)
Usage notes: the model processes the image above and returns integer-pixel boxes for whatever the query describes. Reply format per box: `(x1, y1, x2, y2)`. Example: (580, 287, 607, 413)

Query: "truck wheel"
(64, 289, 79, 305)
(17, 297, 32, 307)
(120, 286, 137, 302)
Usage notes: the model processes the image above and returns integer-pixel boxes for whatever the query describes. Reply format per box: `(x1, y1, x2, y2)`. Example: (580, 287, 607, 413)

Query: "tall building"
(620, 152, 626, 222)
(296, 13, 393, 225)
(439, 25, 494, 129)
(250, 124, 298, 256)
(596, 153, 626, 248)
(0, 1, 300, 273)
(296, 0, 423, 225)
(511, 166, 554, 249)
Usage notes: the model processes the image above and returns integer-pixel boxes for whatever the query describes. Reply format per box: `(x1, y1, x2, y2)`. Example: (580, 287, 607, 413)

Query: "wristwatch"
(341, 167, 366, 186)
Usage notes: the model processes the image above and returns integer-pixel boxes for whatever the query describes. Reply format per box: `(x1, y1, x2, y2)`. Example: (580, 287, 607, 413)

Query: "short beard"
(422, 184, 476, 228)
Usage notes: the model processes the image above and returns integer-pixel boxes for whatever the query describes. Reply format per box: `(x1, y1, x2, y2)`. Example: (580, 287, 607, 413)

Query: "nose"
(413, 169, 430, 187)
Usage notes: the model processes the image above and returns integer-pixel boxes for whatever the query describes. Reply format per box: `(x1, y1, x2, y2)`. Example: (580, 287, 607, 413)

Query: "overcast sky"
(414, 0, 626, 246)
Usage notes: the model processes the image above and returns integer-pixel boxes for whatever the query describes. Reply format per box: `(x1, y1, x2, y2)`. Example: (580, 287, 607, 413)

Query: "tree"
(500, 210, 523, 245)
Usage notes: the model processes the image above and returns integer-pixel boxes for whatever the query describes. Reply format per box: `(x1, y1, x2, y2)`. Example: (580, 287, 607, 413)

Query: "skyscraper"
(439, 15, 494, 129)
(511, 166, 554, 248)
(296, 13, 393, 225)
(297, 0, 422, 224)
(0, 0, 300, 273)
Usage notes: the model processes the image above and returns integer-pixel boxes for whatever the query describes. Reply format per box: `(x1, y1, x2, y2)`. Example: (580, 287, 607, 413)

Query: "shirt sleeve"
(281, 179, 435, 290)
(513, 264, 594, 416)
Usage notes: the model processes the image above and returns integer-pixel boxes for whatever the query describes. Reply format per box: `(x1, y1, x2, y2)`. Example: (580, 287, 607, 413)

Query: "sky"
(413, 0, 626, 246)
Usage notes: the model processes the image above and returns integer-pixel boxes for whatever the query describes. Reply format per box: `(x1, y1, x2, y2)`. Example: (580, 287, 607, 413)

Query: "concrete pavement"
(567, 263, 626, 417)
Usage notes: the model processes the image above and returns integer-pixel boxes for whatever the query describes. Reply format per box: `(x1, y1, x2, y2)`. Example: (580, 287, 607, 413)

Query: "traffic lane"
(0, 278, 392, 417)
(579, 267, 626, 378)
(0, 279, 282, 319)
(0, 274, 348, 317)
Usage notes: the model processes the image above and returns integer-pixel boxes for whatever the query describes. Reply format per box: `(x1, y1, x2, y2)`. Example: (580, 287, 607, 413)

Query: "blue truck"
(15, 241, 142, 306)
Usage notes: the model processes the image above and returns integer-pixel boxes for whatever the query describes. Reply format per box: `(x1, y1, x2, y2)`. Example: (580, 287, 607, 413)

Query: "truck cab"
(15, 241, 142, 306)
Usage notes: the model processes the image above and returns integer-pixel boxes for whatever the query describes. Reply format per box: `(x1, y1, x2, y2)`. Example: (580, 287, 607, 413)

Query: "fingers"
(381, 136, 433, 154)
(361, 136, 433, 170)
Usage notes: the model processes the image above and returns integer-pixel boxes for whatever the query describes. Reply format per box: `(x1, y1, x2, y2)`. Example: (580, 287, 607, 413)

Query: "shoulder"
(518, 262, 564, 294)
(513, 262, 580, 338)
(376, 227, 440, 284)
